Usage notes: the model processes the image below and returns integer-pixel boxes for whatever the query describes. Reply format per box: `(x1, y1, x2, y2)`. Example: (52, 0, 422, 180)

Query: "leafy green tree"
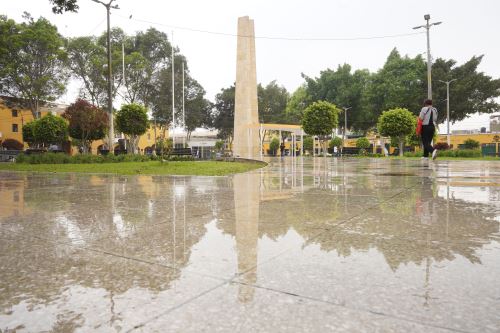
(377, 108, 415, 156)
(302, 101, 339, 156)
(431, 56, 500, 123)
(365, 49, 426, 126)
(258, 80, 289, 124)
(214, 140, 224, 151)
(303, 136, 314, 153)
(212, 86, 235, 144)
(356, 137, 370, 149)
(285, 85, 310, 124)
(151, 54, 211, 136)
(155, 137, 172, 157)
(0, 14, 68, 119)
(122, 51, 148, 104)
(462, 138, 480, 150)
(294, 48, 500, 131)
(62, 99, 108, 153)
(329, 136, 343, 150)
(123, 28, 171, 108)
(66, 36, 108, 107)
(33, 113, 69, 147)
(356, 137, 371, 155)
(49, 0, 78, 14)
(183, 77, 212, 139)
(269, 137, 280, 156)
(22, 121, 37, 147)
(115, 104, 149, 154)
(303, 64, 372, 131)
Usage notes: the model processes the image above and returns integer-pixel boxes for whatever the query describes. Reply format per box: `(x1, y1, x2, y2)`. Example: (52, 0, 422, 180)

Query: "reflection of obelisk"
(233, 16, 260, 158)
(234, 171, 260, 302)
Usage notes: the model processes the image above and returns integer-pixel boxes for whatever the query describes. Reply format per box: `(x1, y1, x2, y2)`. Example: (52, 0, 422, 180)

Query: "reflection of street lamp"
(413, 14, 442, 99)
(438, 79, 457, 146)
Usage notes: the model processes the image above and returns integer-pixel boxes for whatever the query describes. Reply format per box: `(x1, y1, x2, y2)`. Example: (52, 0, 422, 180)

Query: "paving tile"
(0, 237, 223, 332)
(135, 282, 451, 333)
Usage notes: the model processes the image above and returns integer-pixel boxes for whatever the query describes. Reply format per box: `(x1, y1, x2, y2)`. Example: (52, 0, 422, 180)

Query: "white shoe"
(432, 149, 438, 160)
(421, 157, 429, 160)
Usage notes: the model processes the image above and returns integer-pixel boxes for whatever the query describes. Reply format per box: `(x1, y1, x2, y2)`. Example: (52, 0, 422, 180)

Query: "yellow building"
(1, 96, 165, 155)
(89, 125, 165, 155)
(0, 173, 29, 220)
(0, 96, 66, 149)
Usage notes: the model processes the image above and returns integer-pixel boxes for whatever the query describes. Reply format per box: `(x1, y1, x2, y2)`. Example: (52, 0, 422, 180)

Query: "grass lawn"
(0, 161, 266, 176)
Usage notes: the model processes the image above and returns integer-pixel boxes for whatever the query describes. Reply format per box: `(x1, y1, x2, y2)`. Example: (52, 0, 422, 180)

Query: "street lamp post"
(92, 0, 119, 152)
(413, 14, 442, 100)
(439, 79, 457, 146)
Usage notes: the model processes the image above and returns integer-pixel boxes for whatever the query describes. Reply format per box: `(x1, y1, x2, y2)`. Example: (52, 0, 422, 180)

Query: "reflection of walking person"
(419, 99, 438, 160)
(280, 142, 285, 157)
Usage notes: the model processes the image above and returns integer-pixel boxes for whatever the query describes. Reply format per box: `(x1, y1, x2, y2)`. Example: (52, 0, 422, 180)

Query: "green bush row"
(404, 149, 482, 158)
(15, 152, 201, 164)
(16, 153, 160, 164)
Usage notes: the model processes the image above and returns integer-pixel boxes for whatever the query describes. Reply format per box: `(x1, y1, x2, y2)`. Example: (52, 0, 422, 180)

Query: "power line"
(116, 14, 425, 42)
(86, 17, 106, 36)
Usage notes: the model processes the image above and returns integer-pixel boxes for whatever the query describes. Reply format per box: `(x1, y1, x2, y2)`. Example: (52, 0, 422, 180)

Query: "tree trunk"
(399, 137, 404, 157)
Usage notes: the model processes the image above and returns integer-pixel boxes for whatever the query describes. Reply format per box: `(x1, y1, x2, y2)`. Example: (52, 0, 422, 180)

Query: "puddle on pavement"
(1, 158, 500, 332)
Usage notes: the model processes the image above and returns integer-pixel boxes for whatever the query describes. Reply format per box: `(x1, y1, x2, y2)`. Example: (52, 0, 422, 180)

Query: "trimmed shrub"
(434, 142, 450, 150)
(329, 136, 343, 149)
(1, 139, 24, 150)
(404, 149, 481, 158)
(355, 137, 370, 149)
(269, 137, 280, 156)
(462, 139, 480, 150)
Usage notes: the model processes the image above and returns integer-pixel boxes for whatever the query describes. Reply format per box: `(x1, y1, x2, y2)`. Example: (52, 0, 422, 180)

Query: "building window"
(12, 110, 18, 117)
(12, 124, 18, 132)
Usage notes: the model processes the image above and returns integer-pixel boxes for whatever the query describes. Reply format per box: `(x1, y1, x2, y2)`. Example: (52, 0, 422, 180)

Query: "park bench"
(170, 147, 193, 156)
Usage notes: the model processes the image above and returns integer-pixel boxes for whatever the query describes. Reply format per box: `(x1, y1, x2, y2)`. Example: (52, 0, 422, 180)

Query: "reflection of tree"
(0, 174, 218, 324)
(0, 236, 180, 330)
(2, 161, 499, 316)
(305, 180, 499, 271)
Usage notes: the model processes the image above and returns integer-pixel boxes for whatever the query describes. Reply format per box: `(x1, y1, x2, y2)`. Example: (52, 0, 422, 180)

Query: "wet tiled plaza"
(1, 158, 499, 332)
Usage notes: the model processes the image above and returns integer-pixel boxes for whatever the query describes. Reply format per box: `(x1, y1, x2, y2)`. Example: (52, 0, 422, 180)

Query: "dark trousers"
(421, 124, 435, 157)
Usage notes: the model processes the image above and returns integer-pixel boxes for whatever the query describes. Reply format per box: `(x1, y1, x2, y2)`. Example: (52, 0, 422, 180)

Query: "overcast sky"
(3, 0, 500, 131)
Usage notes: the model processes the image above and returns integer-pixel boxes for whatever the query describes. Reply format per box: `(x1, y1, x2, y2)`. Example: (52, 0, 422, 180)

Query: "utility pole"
(342, 107, 351, 156)
(413, 14, 442, 100)
(92, 0, 119, 152)
(439, 79, 457, 146)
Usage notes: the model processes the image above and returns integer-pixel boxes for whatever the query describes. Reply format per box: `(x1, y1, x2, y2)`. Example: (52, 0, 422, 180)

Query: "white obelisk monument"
(233, 16, 260, 158)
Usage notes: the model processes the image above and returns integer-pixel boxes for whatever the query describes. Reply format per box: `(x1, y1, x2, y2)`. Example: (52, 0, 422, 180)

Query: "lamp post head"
(424, 14, 431, 20)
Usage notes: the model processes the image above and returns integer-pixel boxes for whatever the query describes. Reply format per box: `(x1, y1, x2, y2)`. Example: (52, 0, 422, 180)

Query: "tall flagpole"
(171, 31, 175, 148)
(182, 61, 185, 148)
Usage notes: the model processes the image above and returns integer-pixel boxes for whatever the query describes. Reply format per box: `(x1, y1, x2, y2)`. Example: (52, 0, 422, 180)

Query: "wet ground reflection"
(0, 158, 499, 332)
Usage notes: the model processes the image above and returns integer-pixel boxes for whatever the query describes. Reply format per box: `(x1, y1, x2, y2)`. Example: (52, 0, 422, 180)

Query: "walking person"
(419, 99, 438, 160)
